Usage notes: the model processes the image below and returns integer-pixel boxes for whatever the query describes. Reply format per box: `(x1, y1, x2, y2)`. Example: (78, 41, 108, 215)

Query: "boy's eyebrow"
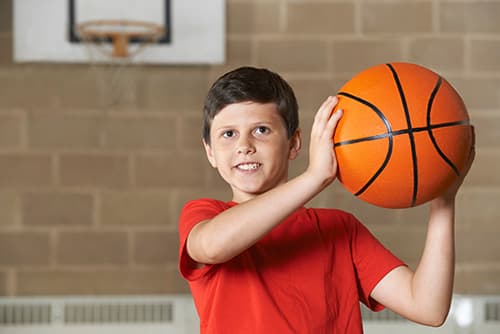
(213, 121, 275, 130)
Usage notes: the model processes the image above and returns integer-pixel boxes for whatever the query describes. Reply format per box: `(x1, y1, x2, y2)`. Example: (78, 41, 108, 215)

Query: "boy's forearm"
(188, 171, 328, 264)
(370, 198, 456, 326)
(411, 199, 455, 325)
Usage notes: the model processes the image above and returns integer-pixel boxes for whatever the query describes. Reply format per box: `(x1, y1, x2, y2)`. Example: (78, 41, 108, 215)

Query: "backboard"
(14, 0, 225, 64)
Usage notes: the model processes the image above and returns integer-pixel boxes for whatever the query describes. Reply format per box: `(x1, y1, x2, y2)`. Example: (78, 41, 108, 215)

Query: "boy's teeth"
(238, 163, 259, 170)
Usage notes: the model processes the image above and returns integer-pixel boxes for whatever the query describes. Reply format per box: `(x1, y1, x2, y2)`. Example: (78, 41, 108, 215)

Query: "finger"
(323, 108, 343, 139)
(314, 96, 338, 121)
(312, 96, 338, 133)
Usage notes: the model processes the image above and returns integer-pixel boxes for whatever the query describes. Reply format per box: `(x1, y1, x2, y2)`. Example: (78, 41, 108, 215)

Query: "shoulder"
(181, 198, 230, 212)
(179, 198, 232, 230)
(302, 207, 366, 239)
(306, 207, 359, 225)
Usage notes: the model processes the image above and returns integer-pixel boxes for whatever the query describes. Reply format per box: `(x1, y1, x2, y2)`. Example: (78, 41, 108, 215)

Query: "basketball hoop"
(76, 19, 165, 58)
(74, 20, 166, 108)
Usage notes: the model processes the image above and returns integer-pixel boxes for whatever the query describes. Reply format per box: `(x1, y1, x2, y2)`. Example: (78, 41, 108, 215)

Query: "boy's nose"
(237, 137, 256, 154)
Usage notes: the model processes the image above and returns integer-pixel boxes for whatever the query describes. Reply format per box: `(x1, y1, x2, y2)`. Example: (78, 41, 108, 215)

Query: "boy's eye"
(255, 126, 270, 135)
(222, 130, 235, 138)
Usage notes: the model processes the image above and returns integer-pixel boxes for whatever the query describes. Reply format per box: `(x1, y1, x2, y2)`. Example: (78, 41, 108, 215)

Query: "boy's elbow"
(196, 242, 233, 265)
(419, 310, 449, 328)
(201, 248, 225, 265)
(426, 316, 446, 328)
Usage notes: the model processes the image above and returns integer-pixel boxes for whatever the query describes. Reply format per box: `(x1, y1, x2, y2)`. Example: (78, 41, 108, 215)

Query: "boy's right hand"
(306, 96, 343, 189)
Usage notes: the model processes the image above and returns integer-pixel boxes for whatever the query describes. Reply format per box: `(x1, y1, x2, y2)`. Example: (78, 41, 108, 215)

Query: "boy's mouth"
(236, 163, 261, 171)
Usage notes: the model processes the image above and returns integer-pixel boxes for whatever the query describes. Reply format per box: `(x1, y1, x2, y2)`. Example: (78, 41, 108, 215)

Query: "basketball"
(333, 62, 473, 208)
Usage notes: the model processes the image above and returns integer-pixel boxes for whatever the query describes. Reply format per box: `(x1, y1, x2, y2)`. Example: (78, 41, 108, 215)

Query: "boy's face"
(204, 102, 301, 203)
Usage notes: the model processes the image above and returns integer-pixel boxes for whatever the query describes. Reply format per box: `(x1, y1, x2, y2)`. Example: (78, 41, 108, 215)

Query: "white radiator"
(0, 295, 499, 333)
(0, 295, 199, 334)
(363, 295, 500, 334)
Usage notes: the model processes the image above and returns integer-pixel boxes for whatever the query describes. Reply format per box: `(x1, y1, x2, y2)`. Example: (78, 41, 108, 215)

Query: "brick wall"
(0, 0, 499, 296)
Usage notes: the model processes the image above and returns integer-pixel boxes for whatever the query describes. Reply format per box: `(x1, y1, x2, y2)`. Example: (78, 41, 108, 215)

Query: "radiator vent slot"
(485, 301, 500, 322)
(361, 305, 406, 322)
(0, 295, 198, 333)
(0, 304, 52, 325)
(64, 302, 172, 324)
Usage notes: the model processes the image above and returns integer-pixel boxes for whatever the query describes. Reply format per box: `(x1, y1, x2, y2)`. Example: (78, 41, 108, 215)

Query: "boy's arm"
(188, 96, 343, 265)
(370, 142, 475, 327)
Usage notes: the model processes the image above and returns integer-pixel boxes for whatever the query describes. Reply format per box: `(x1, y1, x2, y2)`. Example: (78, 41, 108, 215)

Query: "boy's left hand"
(306, 96, 343, 188)
(436, 126, 475, 203)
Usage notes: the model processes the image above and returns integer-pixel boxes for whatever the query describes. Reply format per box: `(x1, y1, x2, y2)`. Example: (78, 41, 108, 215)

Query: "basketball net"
(75, 20, 165, 108)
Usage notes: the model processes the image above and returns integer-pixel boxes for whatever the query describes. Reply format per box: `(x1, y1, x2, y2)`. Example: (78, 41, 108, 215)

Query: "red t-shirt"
(178, 198, 404, 334)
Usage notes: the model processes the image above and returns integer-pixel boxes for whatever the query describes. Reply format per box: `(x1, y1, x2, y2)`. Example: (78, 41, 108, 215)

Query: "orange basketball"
(333, 62, 473, 208)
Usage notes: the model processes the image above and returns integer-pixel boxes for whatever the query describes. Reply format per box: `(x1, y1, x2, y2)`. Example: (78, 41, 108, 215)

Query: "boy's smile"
(204, 101, 301, 203)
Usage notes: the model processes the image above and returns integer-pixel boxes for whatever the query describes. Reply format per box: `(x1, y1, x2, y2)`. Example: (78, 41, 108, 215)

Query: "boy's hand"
(434, 126, 475, 204)
(306, 96, 343, 188)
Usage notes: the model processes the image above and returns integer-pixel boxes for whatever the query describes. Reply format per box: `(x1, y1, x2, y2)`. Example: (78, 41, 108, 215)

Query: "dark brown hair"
(202, 67, 299, 145)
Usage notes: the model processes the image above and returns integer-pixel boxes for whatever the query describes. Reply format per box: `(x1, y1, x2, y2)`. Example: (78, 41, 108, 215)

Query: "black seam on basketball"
(334, 120, 470, 147)
(335, 69, 471, 207)
(426, 77, 460, 176)
(336, 91, 394, 197)
(354, 142, 393, 197)
(387, 63, 418, 207)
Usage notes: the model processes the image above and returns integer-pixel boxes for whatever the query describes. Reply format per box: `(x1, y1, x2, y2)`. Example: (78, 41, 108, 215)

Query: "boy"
(178, 66, 474, 333)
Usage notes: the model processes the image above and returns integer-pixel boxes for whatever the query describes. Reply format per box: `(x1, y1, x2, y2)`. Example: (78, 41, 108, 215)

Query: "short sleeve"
(178, 198, 228, 281)
(349, 215, 406, 311)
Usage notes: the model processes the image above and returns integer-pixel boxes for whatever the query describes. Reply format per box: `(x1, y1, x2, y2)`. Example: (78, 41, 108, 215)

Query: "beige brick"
(0, 271, 6, 295)
(362, 2, 432, 34)
(0, 191, 18, 227)
(133, 231, 179, 264)
(288, 152, 309, 182)
(207, 39, 254, 77)
(225, 38, 253, 67)
(440, 1, 500, 33)
(179, 113, 203, 151)
(57, 231, 128, 265)
(464, 150, 500, 187)
(135, 152, 206, 188)
(138, 67, 209, 111)
(332, 40, 404, 74)
(228, 2, 281, 34)
(59, 154, 130, 188)
(469, 39, 500, 72)
(256, 40, 329, 73)
(332, 191, 402, 227)
(369, 224, 426, 266)
(455, 267, 500, 294)
(290, 78, 346, 114)
(0, 113, 22, 148)
(0, 154, 52, 187)
(287, 3, 355, 34)
(472, 115, 500, 148)
(0, 232, 50, 266)
(28, 113, 101, 149)
(205, 167, 233, 192)
(175, 188, 231, 219)
(0, 67, 64, 109)
(450, 77, 500, 110)
(57, 67, 115, 109)
(456, 224, 500, 264)
(0, 34, 13, 66)
(16, 268, 189, 295)
(102, 115, 176, 150)
(22, 192, 93, 226)
(408, 38, 465, 72)
(0, 0, 12, 33)
(100, 191, 172, 226)
(457, 190, 500, 226)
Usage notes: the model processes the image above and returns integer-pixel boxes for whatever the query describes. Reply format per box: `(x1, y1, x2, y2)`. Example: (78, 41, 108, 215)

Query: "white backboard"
(14, 0, 225, 64)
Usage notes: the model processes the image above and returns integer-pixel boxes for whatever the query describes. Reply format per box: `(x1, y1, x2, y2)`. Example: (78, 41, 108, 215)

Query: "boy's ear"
(288, 129, 302, 160)
(203, 139, 217, 168)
